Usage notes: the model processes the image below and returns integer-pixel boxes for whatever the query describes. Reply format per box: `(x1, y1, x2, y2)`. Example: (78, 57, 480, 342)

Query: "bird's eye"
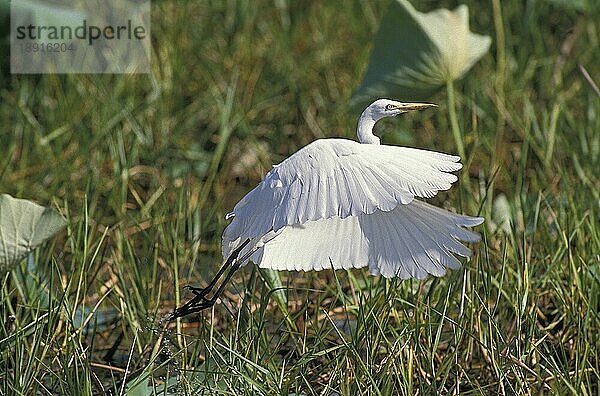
(385, 104, 396, 111)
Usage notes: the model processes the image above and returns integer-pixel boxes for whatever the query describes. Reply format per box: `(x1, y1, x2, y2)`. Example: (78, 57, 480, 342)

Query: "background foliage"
(0, 0, 598, 394)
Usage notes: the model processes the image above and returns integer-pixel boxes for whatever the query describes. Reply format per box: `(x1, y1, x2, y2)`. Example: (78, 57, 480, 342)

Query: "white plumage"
(222, 99, 483, 279)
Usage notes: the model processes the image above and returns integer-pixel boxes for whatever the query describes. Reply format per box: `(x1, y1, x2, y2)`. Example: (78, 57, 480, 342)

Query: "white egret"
(170, 99, 483, 318)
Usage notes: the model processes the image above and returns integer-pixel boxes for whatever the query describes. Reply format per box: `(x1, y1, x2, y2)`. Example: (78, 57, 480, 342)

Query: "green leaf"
(259, 268, 298, 331)
(351, 0, 491, 109)
(0, 194, 66, 273)
(259, 267, 288, 307)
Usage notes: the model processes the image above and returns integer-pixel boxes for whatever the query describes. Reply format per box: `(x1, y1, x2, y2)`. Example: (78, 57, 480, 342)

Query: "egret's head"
(364, 99, 437, 122)
(357, 99, 437, 144)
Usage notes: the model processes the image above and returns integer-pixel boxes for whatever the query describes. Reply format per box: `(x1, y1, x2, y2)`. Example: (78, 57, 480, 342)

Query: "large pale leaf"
(351, 0, 491, 109)
(2, 0, 85, 32)
(0, 194, 66, 272)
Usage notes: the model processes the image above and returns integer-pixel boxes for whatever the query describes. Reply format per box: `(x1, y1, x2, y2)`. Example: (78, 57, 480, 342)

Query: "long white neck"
(357, 109, 380, 145)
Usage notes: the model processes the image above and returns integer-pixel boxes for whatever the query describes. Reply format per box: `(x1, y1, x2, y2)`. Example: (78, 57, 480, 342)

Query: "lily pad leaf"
(5, 0, 85, 33)
(351, 0, 491, 109)
(0, 194, 66, 272)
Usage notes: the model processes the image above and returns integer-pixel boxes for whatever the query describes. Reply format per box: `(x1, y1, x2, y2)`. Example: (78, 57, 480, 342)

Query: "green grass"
(1, 0, 599, 394)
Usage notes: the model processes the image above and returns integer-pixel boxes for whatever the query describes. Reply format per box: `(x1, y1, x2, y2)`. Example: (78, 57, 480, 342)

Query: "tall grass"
(1, 0, 598, 394)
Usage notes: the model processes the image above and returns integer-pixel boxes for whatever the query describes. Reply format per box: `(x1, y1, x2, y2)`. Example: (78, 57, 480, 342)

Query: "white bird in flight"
(170, 99, 483, 318)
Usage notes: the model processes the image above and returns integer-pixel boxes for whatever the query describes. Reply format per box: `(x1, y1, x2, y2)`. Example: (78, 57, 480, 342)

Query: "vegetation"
(1, 0, 598, 394)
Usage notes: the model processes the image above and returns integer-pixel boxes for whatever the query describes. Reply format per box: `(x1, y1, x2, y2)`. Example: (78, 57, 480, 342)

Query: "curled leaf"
(0, 194, 66, 273)
(351, 0, 491, 109)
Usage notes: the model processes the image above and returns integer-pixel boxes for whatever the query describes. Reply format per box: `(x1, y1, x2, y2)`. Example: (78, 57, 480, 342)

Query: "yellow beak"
(395, 102, 438, 112)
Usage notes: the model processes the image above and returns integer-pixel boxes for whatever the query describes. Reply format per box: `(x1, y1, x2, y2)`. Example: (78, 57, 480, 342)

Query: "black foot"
(168, 294, 217, 321)
(183, 284, 211, 297)
(168, 238, 252, 321)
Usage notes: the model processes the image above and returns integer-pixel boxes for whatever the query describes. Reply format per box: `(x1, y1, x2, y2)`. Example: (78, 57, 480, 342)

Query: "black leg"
(168, 257, 246, 319)
(183, 238, 251, 298)
(168, 238, 251, 320)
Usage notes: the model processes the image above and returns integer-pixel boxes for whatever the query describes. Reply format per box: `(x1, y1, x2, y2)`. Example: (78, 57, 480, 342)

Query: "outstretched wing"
(223, 138, 462, 256)
(239, 200, 483, 279)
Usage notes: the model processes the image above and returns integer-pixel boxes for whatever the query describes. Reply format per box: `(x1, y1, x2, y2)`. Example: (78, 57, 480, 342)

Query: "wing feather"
(400, 208, 462, 270)
(229, 199, 482, 280)
(397, 213, 448, 277)
(407, 206, 475, 257)
(223, 139, 464, 257)
(376, 210, 419, 278)
(254, 210, 369, 272)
